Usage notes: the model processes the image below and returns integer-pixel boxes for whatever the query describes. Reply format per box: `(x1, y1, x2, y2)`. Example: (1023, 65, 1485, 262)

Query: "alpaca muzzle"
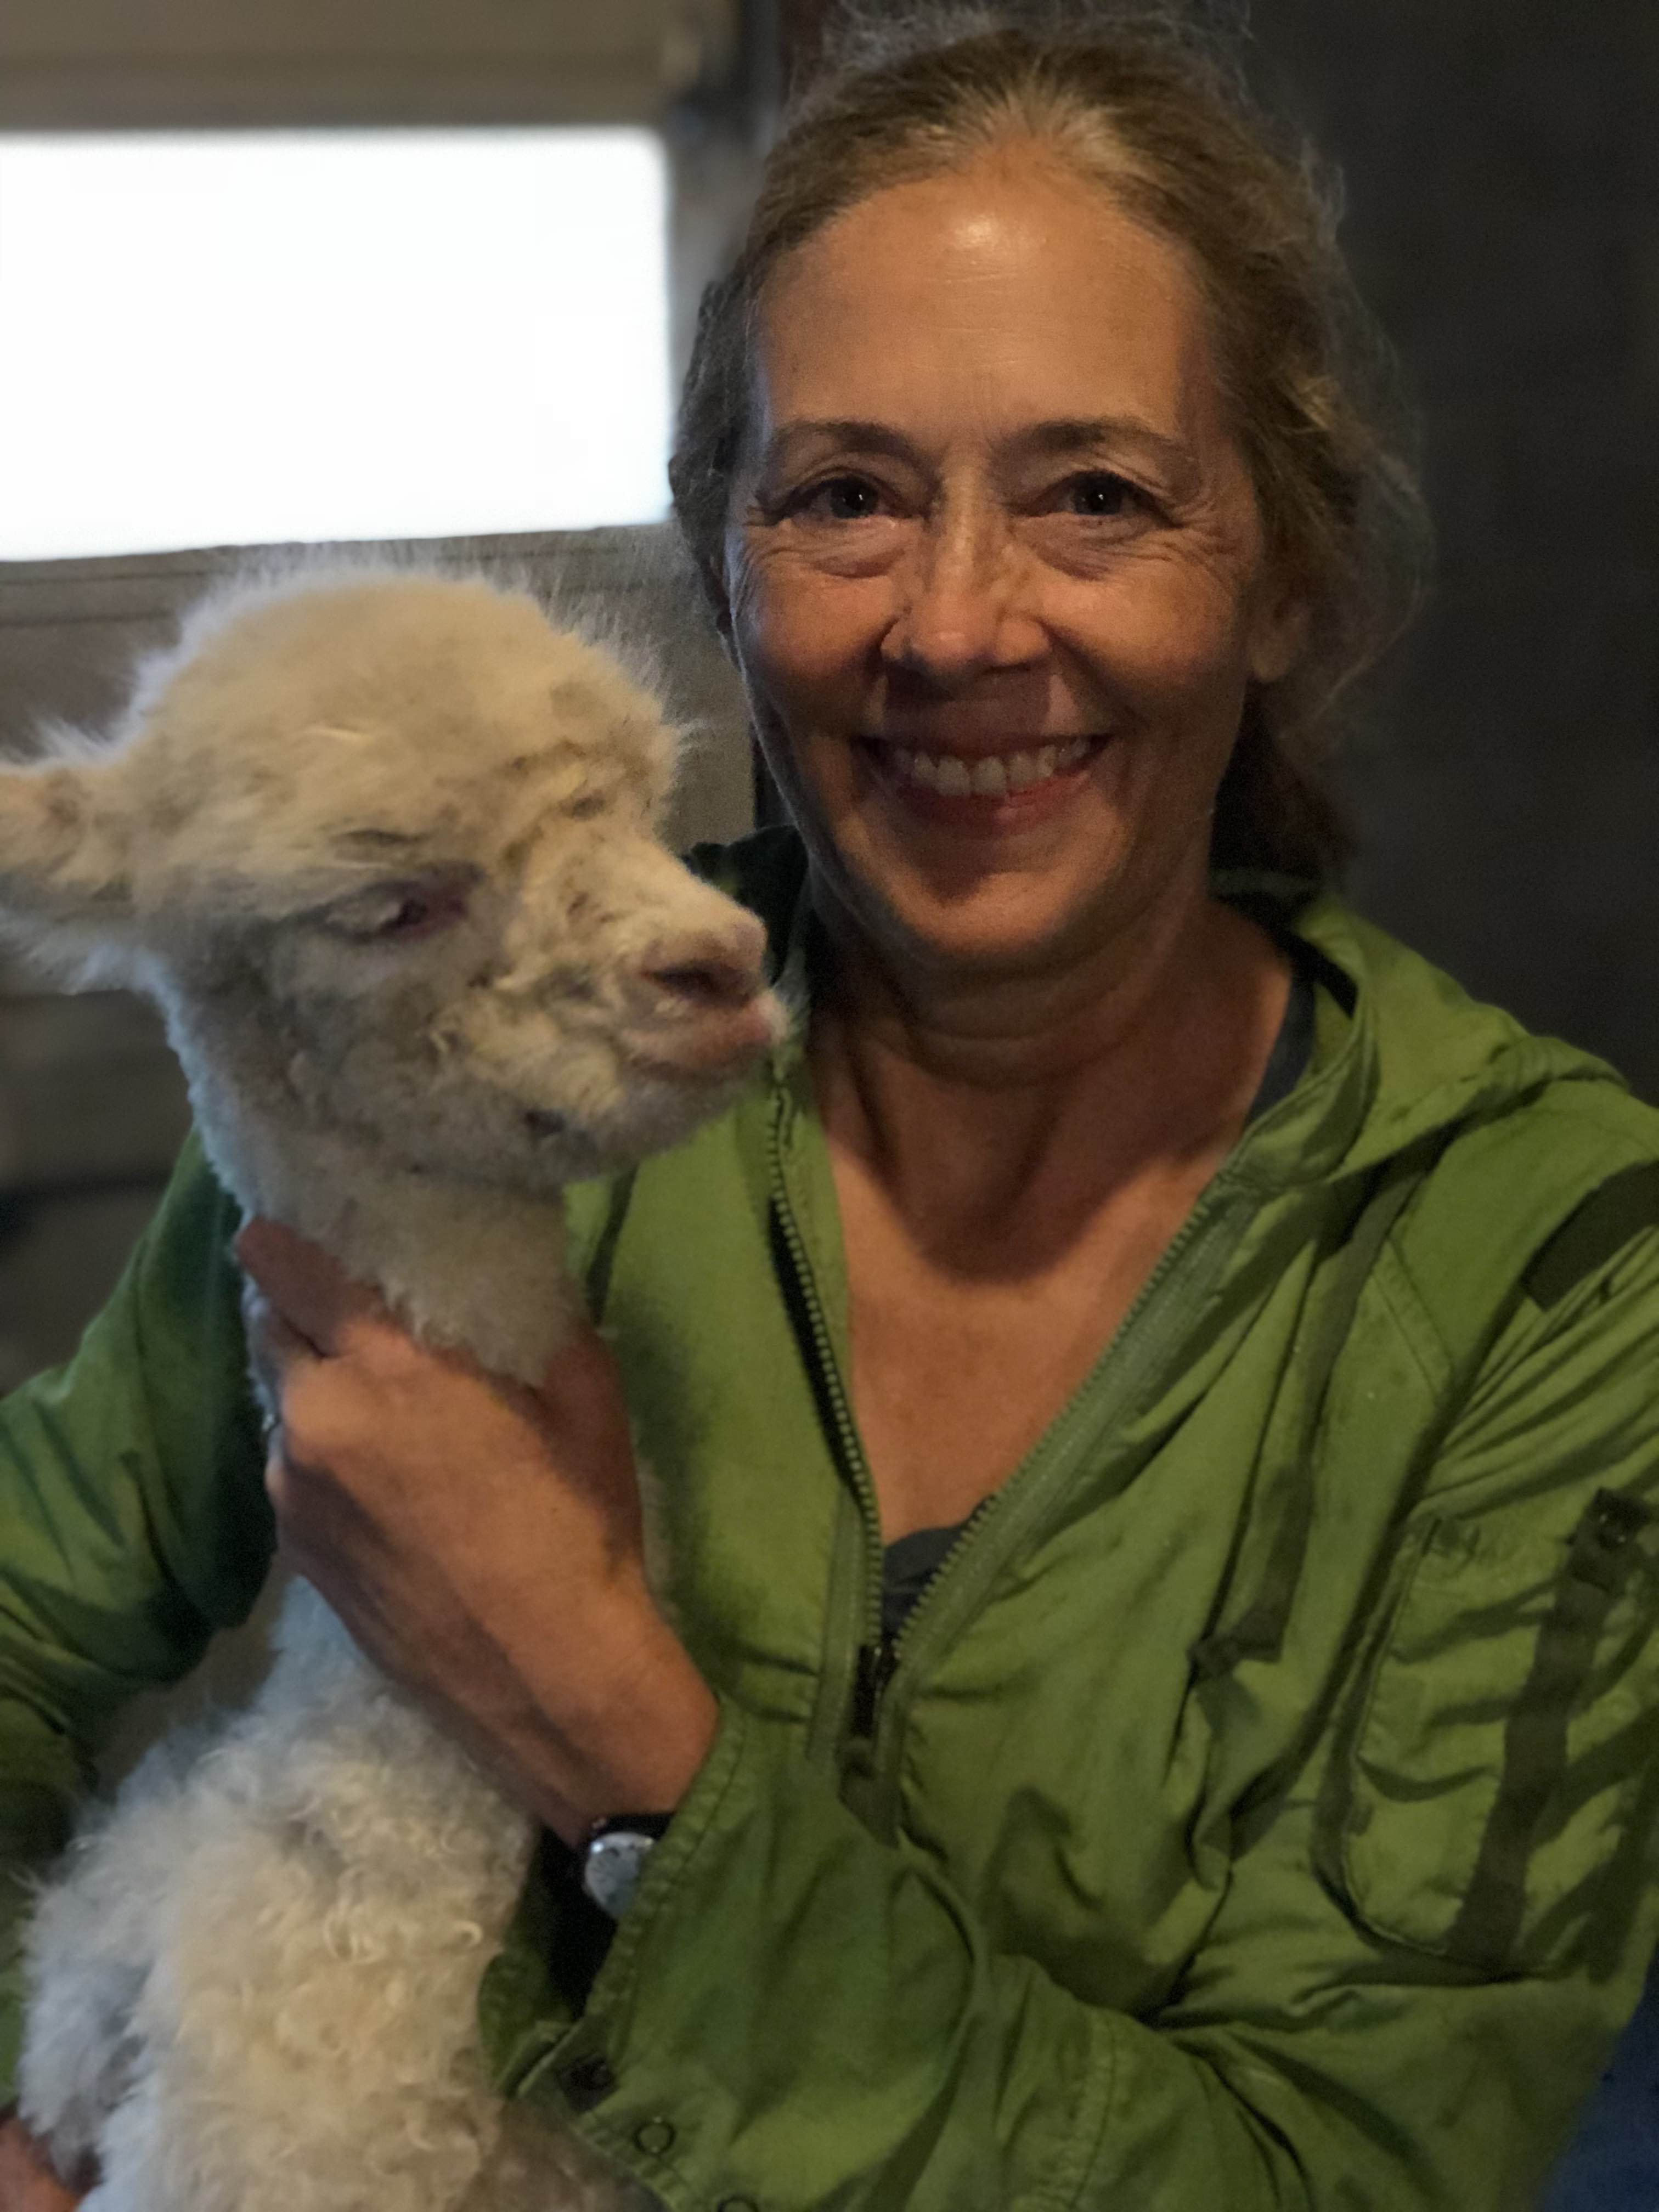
(628, 914, 783, 1076)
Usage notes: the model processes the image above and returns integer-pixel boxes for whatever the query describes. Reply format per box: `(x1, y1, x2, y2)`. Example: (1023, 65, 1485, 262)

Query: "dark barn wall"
(1243, 3, 1658, 1096)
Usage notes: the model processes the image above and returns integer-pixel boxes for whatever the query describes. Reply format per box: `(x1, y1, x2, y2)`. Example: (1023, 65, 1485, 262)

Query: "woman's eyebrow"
(758, 420, 919, 472)
(1022, 417, 1203, 495)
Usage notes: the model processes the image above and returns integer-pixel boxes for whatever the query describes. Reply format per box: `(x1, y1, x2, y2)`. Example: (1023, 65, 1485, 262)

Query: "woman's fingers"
(234, 1218, 383, 1356)
(0, 2109, 93, 2208)
(535, 1321, 640, 1465)
(539, 1316, 626, 1416)
(239, 1282, 325, 1499)
(242, 1281, 321, 1382)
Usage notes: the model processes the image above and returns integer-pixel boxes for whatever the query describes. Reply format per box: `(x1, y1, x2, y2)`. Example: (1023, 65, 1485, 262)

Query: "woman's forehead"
(750, 151, 1228, 460)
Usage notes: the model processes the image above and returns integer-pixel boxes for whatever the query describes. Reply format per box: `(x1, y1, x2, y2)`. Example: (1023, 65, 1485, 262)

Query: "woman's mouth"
(859, 735, 1104, 823)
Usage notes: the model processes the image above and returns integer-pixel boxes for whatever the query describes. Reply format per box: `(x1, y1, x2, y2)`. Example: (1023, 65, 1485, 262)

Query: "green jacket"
(2, 828, 1658, 2211)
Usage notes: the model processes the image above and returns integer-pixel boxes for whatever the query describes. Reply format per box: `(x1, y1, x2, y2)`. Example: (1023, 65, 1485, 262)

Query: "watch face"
(582, 1829, 658, 1918)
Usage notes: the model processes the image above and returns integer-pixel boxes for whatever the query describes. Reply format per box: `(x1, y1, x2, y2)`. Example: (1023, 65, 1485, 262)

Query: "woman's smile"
(857, 732, 1106, 830)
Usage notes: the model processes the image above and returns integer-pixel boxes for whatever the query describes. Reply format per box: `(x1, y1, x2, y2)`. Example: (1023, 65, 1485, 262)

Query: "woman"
(3, 10, 1657, 2207)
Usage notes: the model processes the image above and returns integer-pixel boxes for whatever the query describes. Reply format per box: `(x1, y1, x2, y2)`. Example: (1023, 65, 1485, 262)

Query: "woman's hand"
(235, 1220, 719, 1847)
(0, 2108, 92, 2208)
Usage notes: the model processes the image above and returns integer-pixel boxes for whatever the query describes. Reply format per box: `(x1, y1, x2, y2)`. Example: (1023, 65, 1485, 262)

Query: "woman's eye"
(796, 476, 884, 522)
(1064, 472, 1142, 520)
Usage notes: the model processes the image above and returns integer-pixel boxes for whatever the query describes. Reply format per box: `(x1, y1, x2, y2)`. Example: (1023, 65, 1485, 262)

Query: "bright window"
(0, 129, 670, 560)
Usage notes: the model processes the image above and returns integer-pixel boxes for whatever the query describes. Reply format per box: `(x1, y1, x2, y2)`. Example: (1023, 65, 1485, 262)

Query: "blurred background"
(0, 3, 1654, 2192)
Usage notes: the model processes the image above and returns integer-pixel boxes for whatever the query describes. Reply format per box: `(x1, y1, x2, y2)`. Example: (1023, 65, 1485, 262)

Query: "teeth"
(885, 740, 1093, 794)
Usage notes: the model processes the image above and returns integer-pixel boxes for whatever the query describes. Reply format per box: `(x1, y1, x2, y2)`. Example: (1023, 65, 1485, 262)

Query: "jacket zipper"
(770, 1084, 1252, 1758)
(769, 1084, 998, 1748)
(845, 1483, 1004, 1738)
(849, 1635, 898, 1739)
(767, 1093, 889, 1712)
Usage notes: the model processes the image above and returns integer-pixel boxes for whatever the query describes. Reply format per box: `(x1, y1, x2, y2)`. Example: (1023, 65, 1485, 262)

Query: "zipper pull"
(851, 1638, 899, 1740)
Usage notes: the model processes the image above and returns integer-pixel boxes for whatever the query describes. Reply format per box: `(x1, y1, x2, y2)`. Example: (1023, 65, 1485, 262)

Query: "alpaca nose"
(630, 910, 780, 1076)
(640, 919, 768, 1010)
(645, 950, 760, 1009)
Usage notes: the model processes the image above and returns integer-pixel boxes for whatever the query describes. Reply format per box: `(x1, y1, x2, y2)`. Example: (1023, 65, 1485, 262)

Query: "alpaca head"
(0, 569, 788, 1190)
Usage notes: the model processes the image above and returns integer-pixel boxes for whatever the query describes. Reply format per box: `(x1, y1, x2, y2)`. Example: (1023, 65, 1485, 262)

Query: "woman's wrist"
(498, 1588, 720, 1847)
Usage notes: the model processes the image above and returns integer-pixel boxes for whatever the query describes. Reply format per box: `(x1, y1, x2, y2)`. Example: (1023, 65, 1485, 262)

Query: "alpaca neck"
(168, 1000, 579, 1386)
(274, 1135, 575, 1387)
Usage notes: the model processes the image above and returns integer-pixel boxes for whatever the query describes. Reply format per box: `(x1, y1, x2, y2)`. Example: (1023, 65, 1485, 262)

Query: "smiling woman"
(0, 9, 1656, 2212)
(703, 146, 1325, 1537)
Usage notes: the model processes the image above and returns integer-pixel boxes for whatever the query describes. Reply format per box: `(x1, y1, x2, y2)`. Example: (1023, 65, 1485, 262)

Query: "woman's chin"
(793, 759, 1205, 991)
(847, 861, 1136, 987)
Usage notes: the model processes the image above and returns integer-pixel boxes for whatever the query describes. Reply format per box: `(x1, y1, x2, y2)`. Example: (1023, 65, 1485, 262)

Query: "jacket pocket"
(1315, 1489, 1659, 1973)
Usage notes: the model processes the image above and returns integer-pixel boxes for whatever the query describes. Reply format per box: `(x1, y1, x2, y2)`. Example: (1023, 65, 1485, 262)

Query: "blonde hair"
(668, 3, 1432, 880)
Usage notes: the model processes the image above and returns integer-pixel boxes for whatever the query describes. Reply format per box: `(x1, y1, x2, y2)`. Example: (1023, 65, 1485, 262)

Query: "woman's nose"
(881, 511, 1043, 687)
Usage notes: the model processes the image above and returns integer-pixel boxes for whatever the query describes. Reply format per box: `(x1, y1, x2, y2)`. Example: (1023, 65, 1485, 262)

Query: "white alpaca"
(0, 568, 786, 2212)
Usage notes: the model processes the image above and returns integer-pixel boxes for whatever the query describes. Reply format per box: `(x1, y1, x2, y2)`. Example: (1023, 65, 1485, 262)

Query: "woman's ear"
(707, 548, 738, 661)
(1246, 570, 1311, 689)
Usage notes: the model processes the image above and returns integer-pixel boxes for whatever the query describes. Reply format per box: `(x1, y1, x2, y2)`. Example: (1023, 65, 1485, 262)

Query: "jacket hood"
(1242, 881, 1631, 1189)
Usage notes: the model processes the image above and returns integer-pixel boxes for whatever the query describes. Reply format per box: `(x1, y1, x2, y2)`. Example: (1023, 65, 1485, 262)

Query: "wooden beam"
(0, 0, 736, 130)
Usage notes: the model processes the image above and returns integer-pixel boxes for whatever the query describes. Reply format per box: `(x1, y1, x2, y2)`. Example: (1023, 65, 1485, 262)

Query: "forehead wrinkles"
(746, 159, 1230, 471)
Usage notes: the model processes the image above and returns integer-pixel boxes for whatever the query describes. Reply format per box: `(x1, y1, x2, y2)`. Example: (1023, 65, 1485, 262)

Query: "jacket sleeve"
(0, 1134, 270, 2092)
(478, 1221, 1659, 2212)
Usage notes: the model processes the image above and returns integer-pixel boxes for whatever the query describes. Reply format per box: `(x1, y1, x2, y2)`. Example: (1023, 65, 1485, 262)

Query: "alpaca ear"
(0, 754, 137, 973)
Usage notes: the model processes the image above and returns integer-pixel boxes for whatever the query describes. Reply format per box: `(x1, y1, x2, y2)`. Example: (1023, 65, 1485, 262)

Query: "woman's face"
(722, 146, 1305, 989)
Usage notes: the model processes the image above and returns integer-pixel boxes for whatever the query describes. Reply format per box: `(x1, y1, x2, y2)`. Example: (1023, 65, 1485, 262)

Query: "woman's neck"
(807, 877, 1291, 1240)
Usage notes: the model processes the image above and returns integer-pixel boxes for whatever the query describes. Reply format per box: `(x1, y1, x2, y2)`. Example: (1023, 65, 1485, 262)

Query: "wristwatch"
(577, 1812, 673, 1919)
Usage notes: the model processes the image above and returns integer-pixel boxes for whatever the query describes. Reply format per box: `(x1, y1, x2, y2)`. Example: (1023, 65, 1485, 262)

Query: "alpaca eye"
(325, 879, 470, 942)
(380, 895, 433, 934)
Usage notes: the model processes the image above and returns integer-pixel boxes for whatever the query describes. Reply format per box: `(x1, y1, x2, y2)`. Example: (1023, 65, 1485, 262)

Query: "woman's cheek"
(1066, 572, 1256, 725)
(736, 646, 843, 825)
(742, 596, 876, 743)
